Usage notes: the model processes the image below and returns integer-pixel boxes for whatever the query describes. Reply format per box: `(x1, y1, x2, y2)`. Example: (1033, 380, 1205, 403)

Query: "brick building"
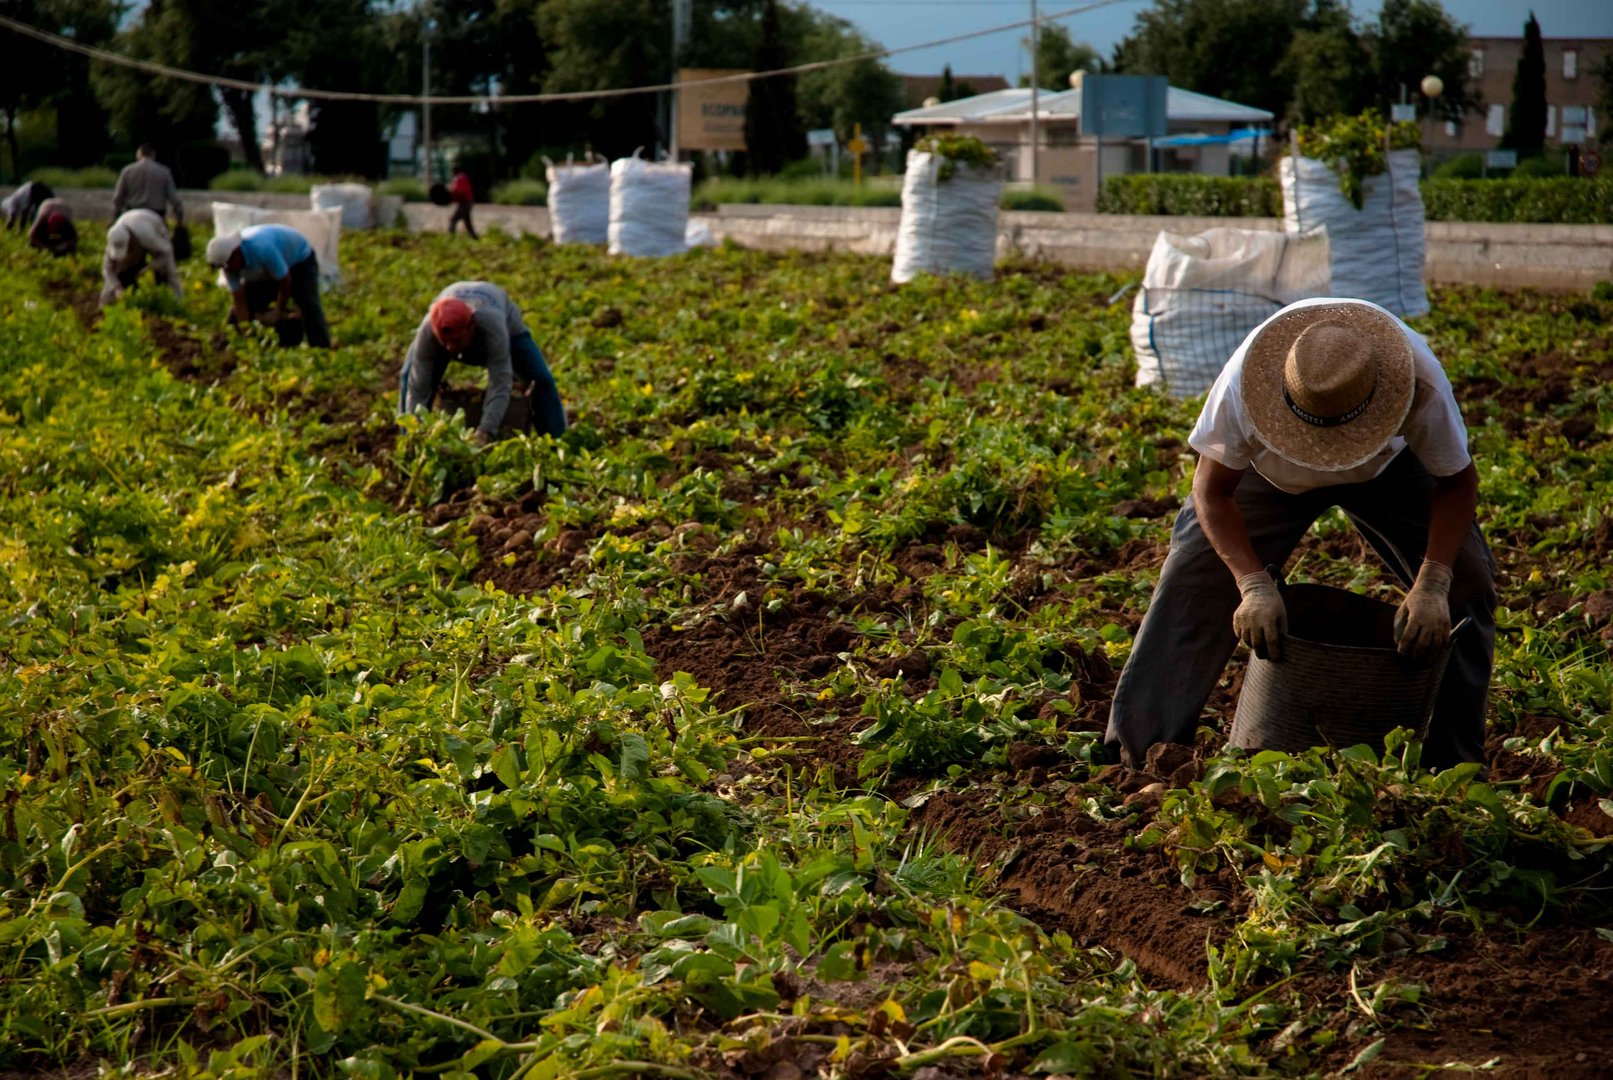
(1419, 35, 1609, 153)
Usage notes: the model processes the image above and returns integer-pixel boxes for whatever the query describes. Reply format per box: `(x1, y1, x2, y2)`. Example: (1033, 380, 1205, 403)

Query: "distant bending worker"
(113, 144, 185, 225)
(27, 197, 77, 256)
(101, 210, 181, 307)
(399, 281, 565, 444)
(3, 180, 53, 230)
(206, 224, 331, 348)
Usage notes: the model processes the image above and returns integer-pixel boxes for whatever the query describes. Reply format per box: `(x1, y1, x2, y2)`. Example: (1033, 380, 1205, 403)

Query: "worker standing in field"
(4, 180, 55, 230)
(1105, 298, 1496, 771)
(206, 224, 331, 348)
(398, 281, 565, 444)
(113, 144, 185, 225)
(101, 209, 181, 307)
(27, 197, 78, 255)
(447, 165, 478, 239)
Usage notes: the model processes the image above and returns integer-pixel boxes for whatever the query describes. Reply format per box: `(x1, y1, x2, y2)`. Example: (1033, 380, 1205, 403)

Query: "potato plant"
(1, 225, 1610, 1077)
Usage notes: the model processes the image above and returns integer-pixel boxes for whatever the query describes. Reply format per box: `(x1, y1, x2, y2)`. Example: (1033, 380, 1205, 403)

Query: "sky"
(805, 0, 1613, 86)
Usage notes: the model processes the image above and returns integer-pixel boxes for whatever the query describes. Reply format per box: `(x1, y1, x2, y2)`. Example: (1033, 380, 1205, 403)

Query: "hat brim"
(1241, 301, 1415, 473)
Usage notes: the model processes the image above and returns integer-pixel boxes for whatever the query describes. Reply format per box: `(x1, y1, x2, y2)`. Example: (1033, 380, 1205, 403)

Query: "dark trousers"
(1104, 451, 1497, 770)
(243, 255, 331, 348)
(448, 201, 478, 239)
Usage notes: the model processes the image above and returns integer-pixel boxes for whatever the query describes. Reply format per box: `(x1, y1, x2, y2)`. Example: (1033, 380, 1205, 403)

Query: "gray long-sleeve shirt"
(113, 158, 184, 222)
(401, 282, 529, 437)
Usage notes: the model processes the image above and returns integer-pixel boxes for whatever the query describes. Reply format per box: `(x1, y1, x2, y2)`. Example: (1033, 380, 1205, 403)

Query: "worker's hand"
(1396, 560, 1453, 662)
(1233, 570, 1287, 661)
(469, 429, 491, 447)
(259, 309, 280, 326)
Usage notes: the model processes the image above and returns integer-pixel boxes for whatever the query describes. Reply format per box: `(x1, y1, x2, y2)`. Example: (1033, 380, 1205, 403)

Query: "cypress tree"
(1503, 12, 1547, 152)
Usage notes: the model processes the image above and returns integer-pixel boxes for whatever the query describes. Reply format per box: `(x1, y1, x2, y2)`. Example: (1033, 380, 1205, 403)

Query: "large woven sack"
(1280, 148, 1426, 318)
(310, 183, 377, 229)
(546, 161, 610, 245)
(608, 155, 691, 257)
(1131, 227, 1331, 399)
(891, 151, 1001, 284)
(211, 203, 342, 286)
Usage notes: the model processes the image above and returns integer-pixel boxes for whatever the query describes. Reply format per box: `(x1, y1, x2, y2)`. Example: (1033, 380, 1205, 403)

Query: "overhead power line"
(0, 0, 1136, 108)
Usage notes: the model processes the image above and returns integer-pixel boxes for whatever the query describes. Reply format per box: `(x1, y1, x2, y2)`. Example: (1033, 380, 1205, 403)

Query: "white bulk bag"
(212, 203, 343, 287)
(608, 155, 691, 257)
(891, 151, 1002, 284)
(310, 182, 377, 229)
(545, 161, 610, 245)
(1131, 227, 1332, 399)
(1280, 148, 1426, 318)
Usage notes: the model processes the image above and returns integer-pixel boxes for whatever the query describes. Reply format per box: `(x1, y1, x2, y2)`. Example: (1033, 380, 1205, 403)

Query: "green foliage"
(25, 165, 119, 189)
(691, 176, 902, 209)
(1000, 187, 1066, 212)
(1294, 110, 1421, 209)
(378, 176, 429, 202)
(1021, 23, 1100, 90)
(490, 178, 549, 206)
(1098, 174, 1281, 217)
(913, 134, 999, 181)
(1422, 178, 1613, 224)
(1511, 152, 1567, 179)
(207, 169, 267, 192)
(1430, 153, 1484, 180)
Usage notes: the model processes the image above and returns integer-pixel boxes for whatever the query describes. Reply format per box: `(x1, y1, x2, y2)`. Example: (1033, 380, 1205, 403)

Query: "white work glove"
(1233, 570, 1287, 661)
(1396, 560, 1453, 662)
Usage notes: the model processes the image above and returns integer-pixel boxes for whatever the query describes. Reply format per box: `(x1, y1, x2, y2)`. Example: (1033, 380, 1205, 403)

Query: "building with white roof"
(893, 81, 1274, 209)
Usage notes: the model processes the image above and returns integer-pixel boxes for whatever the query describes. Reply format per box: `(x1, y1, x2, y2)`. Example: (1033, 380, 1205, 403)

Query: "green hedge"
(27, 166, 120, 189)
(491, 179, 548, 206)
(1097, 174, 1280, 217)
(1422, 178, 1613, 223)
(1099, 173, 1611, 223)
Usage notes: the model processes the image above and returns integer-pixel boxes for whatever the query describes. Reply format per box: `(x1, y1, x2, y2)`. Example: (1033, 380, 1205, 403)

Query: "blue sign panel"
(1080, 75, 1169, 138)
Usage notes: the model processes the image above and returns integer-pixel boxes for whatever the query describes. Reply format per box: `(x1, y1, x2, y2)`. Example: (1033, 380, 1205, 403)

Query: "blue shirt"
(226, 224, 314, 290)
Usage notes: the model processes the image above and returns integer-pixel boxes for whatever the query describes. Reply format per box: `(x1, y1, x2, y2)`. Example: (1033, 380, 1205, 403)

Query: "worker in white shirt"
(101, 209, 182, 307)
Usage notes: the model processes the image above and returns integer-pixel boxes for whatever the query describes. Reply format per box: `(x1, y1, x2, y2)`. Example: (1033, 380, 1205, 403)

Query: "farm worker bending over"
(101, 210, 181, 307)
(113, 144, 185, 225)
(398, 281, 565, 444)
(1105, 298, 1496, 771)
(27, 198, 77, 256)
(3, 180, 53, 230)
(206, 224, 331, 348)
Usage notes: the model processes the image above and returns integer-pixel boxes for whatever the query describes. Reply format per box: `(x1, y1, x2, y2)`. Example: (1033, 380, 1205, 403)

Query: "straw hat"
(1241, 301, 1414, 472)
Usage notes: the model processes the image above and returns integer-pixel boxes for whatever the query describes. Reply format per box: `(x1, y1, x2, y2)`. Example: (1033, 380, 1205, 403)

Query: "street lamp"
(1420, 75, 1444, 100)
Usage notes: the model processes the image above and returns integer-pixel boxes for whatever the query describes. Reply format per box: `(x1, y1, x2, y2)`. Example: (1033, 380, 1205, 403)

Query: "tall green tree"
(0, 0, 119, 176)
(937, 65, 956, 103)
(91, 0, 224, 183)
(293, 0, 391, 177)
(1367, 0, 1477, 122)
(1502, 11, 1546, 152)
(1278, 4, 1372, 124)
(794, 14, 902, 171)
(1020, 23, 1099, 90)
(1112, 0, 1308, 119)
(743, 0, 806, 175)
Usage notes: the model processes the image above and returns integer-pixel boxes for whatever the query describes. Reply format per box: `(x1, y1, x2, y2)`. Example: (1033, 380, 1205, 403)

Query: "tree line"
(0, 0, 904, 184)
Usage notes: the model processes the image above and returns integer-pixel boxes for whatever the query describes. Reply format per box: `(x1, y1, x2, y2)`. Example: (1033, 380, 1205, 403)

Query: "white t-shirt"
(1189, 301, 1472, 493)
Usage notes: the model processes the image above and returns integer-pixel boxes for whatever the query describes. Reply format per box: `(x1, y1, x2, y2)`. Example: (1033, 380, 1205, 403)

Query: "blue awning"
(1151, 127, 1269, 147)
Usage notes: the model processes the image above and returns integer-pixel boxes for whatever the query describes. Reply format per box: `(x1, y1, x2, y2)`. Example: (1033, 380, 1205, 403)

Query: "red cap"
(429, 297, 474, 340)
(46, 213, 68, 230)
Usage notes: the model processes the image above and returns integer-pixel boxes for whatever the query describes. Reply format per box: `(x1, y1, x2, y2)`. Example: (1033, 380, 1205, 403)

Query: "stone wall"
(51, 188, 1611, 292)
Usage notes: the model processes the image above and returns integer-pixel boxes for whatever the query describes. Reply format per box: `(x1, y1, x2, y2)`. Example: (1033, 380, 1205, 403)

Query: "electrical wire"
(0, 0, 1137, 107)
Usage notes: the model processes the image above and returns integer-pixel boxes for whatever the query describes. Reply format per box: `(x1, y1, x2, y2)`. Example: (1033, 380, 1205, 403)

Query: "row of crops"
(1, 227, 1611, 1077)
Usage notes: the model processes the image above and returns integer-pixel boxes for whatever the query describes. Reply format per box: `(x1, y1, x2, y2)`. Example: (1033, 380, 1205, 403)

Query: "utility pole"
(1029, 0, 1040, 188)
(670, 0, 692, 160)
(421, 19, 432, 183)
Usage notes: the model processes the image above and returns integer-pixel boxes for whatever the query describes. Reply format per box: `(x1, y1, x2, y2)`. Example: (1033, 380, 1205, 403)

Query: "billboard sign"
(678, 69, 749, 151)
(1079, 75, 1168, 139)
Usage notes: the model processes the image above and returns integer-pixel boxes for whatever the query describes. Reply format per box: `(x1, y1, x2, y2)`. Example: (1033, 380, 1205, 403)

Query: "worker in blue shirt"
(206, 225, 331, 347)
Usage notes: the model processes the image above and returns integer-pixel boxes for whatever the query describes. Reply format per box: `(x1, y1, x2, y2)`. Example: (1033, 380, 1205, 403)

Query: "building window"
(1445, 120, 1458, 138)
(1564, 50, 1577, 79)
(1546, 105, 1556, 138)
(1486, 104, 1505, 137)
(1469, 50, 1484, 78)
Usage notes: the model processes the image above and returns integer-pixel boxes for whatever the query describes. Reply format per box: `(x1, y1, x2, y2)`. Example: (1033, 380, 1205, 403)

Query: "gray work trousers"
(1104, 451, 1497, 770)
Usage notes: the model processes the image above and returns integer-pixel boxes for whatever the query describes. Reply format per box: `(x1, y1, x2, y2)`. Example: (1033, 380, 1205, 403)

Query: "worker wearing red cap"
(27, 197, 77, 256)
(398, 281, 565, 444)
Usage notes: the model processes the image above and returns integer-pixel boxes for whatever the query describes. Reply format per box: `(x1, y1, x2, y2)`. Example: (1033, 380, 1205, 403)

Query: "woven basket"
(1228, 582, 1465, 754)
